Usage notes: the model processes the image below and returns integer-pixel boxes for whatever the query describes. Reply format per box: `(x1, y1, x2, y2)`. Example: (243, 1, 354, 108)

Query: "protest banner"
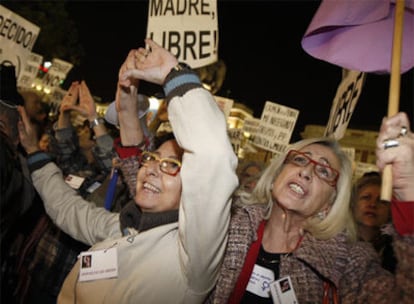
(253, 101, 299, 158)
(324, 69, 366, 140)
(18, 52, 42, 88)
(146, 0, 218, 68)
(0, 5, 40, 77)
(41, 58, 73, 95)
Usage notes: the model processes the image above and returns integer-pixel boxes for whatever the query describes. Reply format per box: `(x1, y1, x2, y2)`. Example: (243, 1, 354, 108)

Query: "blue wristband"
(27, 151, 51, 166)
(164, 74, 201, 96)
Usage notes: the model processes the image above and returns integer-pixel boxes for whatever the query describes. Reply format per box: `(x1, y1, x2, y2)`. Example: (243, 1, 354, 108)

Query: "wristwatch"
(172, 62, 191, 72)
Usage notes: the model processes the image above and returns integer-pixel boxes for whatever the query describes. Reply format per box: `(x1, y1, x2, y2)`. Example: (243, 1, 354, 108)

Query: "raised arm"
(116, 50, 146, 147)
(122, 39, 239, 293)
(18, 105, 119, 245)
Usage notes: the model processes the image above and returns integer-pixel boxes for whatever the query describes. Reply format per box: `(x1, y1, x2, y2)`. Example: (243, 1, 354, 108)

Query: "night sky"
(65, 1, 413, 142)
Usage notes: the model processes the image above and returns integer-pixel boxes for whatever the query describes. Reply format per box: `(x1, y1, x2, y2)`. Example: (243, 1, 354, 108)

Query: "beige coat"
(32, 88, 238, 303)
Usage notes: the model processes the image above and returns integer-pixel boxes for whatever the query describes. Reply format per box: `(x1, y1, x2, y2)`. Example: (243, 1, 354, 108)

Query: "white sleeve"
(32, 163, 121, 245)
(168, 88, 239, 293)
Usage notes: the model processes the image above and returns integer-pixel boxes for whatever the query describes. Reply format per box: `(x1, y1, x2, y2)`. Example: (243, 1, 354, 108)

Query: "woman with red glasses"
(17, 39, 238, 303)
(207, 113, 414, 303)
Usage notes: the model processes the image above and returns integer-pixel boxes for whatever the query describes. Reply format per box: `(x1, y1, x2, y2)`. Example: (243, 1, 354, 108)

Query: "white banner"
(41, 58, 73, 94)
(253, 101, 299, 157)
(324, 69, 366, 139)
(146, 0, 218, 68)
(0, 5, 40, 78)
(18, 52, 42, 88)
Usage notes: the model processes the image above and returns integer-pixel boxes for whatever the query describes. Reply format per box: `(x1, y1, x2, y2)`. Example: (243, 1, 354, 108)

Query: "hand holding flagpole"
(381, 0, 405, 201)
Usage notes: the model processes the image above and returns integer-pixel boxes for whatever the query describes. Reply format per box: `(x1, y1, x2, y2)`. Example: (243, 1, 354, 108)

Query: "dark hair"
(153, 132, 176, 150)
(362, 171, 380, 177)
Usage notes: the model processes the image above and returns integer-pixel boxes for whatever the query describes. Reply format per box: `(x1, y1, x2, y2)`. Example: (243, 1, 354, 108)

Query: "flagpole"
(381, 0, 405, 201)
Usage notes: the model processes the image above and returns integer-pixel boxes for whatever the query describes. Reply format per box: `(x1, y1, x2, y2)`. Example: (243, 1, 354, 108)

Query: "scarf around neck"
(119, 201, 179, 235)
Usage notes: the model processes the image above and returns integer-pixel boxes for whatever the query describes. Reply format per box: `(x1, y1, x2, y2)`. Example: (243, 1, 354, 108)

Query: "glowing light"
(149, 96, 160, 111)
(44, 61, 52, 69)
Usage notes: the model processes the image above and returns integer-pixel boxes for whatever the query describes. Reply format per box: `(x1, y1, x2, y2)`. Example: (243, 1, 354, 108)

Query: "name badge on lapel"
(78, 247, 118, 282)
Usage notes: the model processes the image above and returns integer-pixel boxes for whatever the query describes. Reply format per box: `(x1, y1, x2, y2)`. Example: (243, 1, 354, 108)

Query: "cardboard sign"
(146, 0, 218, 68)
(325, 69, 366, 139)
(18, 52, 42, 88)
(253, 101, 299, 158)
(0, 5, 40, 78)
(41, 58, 73, 94)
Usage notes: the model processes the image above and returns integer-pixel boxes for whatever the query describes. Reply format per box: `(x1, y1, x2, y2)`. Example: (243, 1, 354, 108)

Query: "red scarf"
(228, 220, 266, 304)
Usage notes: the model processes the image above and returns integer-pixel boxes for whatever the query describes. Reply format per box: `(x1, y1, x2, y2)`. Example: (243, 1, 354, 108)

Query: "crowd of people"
(0, 38, 413, 303)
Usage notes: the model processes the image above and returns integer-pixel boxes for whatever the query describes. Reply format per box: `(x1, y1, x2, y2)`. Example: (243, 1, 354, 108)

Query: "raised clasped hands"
(59, 81, 80, 114)
(59, 80, 98, 124)
(376, 112, 414, 201)
(75, 80, 99, 121)
(115, 48, 140, 114)
(120, 38, 178, 87)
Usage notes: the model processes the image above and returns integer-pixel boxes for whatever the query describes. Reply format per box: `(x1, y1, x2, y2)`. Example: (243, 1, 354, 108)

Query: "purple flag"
(301, 0, 414, 74)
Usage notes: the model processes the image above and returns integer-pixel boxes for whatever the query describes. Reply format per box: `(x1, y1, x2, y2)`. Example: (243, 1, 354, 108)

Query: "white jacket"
(31, 87, 238, 303)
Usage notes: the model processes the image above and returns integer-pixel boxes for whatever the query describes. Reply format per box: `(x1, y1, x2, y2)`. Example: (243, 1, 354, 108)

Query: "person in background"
(50, 80, 113, 195)
(38, 132, 51, 153)
(206, 112, 413, 303)
(17, 38, 238, 303)
(0, 64, 33, 220)
(236, 160, 265, 193)
(351, 171, 396, 273)
(12, 80, 115, 304)
(0, 63, 43, 303)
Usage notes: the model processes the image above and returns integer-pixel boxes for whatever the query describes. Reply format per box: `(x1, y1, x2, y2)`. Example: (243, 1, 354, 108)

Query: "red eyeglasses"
(284, 150, 340, 187)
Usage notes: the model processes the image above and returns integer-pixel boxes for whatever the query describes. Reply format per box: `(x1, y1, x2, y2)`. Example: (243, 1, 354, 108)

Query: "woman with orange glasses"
(17, 39, 238, 303)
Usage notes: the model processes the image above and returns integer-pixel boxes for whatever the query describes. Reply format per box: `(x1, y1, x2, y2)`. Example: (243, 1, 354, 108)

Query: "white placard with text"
(146, 0, 218, 68)
(253, 101, 299, 158)
(0, 5, 40, 78)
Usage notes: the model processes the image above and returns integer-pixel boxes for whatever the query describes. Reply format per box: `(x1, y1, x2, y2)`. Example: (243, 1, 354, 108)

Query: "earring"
(316, 210, 326, 220)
